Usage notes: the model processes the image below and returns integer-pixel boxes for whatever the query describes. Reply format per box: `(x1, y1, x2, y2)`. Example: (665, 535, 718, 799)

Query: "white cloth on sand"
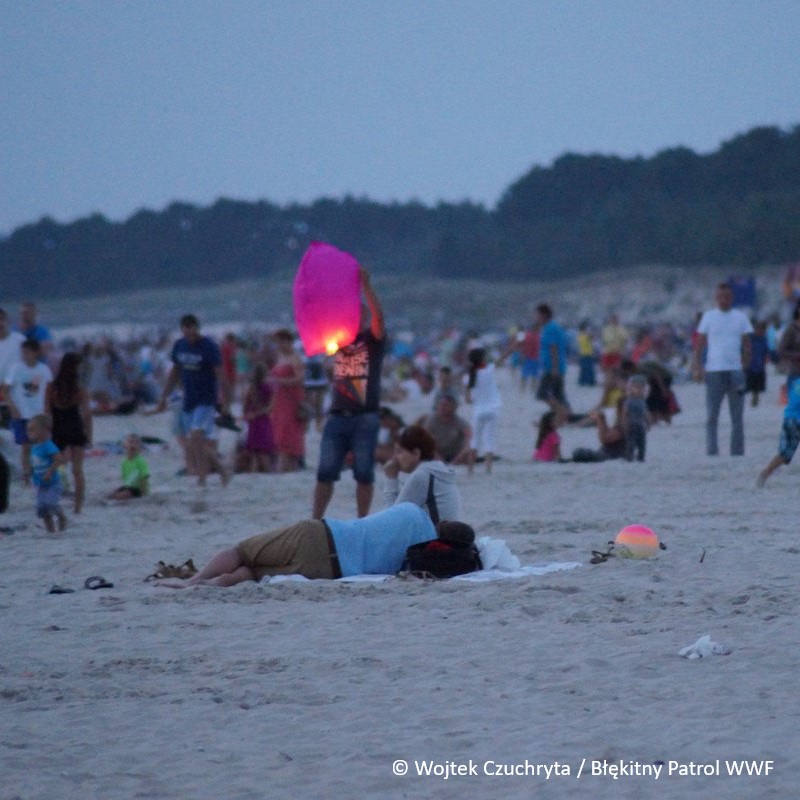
(679, 634, 732, 659)
(260, 535, 581, 584)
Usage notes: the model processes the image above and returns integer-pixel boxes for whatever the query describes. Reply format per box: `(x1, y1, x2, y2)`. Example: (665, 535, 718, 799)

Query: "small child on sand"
(109, 434, 150, 499)
(27, 414, 67, 532)
(465, 347, 501, 474)
(757, 376, 800, 486)
(622, 375, 650, 462)
(533, 410, 562, 462)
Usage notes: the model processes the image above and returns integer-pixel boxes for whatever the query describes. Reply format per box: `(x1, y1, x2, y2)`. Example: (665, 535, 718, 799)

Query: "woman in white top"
(464, 347, 501, 473)
(383, 425, 463, 522)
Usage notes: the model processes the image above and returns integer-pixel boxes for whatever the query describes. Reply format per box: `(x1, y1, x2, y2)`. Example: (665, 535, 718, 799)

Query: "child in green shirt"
(109, 434, 150, 500)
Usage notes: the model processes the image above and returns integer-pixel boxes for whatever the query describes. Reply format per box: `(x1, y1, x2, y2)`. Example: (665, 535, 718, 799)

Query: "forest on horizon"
(2, 124, 800, 301)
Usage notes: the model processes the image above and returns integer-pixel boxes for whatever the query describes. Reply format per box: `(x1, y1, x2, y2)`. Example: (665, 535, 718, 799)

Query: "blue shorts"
(37, 483, 63, 517)
(521, 358, 540, 379)
(778, 418, 800, 462)
(181, 405, 216, 438)
(12, 418, 29, 445)
(317, 412, 380, 484)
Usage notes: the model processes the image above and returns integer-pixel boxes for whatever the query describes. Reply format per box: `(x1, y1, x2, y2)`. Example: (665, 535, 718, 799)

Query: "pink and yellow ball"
(614, 524, 660, 559)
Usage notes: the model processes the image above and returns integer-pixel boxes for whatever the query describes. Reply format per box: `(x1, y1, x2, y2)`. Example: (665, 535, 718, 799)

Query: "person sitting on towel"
(382, 425, 463, 521)
(155, 502, 475, 588)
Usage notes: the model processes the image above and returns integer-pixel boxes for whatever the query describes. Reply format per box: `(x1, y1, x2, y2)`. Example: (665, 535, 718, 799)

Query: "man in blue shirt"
(17, 301, 53, 361)
(535, 303, 569, 408)
(153, 502, 476, 587)
(157, 314, 231, 486)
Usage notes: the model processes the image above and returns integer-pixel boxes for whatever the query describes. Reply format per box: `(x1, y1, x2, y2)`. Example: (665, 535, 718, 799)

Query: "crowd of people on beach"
(2, 277, 800, 582)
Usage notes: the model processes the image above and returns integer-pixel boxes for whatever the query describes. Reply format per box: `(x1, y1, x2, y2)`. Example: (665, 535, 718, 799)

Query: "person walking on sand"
(535, 303, 570, 409)
(692, 283, 752, 456)
(464, 347, 501, 474)
(757, 375, 800, 487)
(0, 308, 25, 418)
(45, 352, 92, 513)
(156, 314, 231, 486)
(312, 267, 386, 519)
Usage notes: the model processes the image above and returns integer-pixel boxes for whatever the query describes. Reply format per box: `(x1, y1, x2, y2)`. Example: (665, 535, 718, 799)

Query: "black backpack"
(400, 476, 482, 579)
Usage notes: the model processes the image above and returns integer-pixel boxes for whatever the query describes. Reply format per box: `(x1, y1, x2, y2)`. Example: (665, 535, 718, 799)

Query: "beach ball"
(614, 524, 659, 559)
(293, 241, 361, 356)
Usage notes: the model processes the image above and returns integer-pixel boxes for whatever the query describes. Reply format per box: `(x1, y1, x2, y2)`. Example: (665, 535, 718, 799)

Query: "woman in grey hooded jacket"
(382, 425, 463, 522)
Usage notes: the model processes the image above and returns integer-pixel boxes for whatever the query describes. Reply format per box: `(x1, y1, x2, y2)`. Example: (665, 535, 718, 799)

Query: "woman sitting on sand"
(155, 502, 475, 587)
(570, 399, 626, 462)
(382, 425, 463, 521)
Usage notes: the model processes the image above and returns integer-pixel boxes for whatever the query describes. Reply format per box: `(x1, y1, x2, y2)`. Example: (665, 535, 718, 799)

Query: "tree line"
(2, 124, 799, 300)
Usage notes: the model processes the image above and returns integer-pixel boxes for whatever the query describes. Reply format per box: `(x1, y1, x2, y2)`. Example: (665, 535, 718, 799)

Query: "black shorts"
(536, 373, 567, 405)
(115, 486, 143, 497)
(745, 370, 766, 393)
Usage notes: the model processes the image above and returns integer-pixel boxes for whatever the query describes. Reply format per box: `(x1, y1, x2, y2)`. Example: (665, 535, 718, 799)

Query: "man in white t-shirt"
(692, 283, 753, 456)
(3, 339, 53, 481)
(0, 308, 26, 433)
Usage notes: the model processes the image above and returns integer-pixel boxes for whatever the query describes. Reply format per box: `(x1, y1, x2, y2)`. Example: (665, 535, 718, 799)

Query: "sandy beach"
(1, 367, 797, 799)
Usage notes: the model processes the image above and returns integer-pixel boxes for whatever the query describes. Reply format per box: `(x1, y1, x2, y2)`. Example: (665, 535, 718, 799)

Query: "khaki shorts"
(236, 519, 336, 580)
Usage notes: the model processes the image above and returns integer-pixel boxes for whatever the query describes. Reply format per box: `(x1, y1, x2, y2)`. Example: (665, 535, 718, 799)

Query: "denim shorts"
(11, 418, 29, 445)
(181, 405, 216, 438)
(778, 418, 800, 462)
(37, 483, 63, 517)
(317, 412, 380, 484)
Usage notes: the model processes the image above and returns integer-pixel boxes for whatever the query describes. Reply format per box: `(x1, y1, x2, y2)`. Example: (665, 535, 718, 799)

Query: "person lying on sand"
(156, 502, 475, 588)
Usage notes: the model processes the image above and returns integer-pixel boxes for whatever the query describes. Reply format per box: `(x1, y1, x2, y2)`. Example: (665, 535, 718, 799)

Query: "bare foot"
(154, 579, 192, 589)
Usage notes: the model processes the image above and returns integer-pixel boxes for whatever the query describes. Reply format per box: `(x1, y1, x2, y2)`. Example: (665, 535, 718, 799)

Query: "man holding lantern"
(312, 267, 386, 519)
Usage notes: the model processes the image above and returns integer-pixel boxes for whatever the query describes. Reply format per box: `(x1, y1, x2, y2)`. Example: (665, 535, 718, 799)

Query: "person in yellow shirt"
(577, 321, 597, 386)
(600, 314, 630, 374)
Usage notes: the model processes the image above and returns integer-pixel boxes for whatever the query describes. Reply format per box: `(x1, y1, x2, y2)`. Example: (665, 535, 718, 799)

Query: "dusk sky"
(2, 0, 799, 234)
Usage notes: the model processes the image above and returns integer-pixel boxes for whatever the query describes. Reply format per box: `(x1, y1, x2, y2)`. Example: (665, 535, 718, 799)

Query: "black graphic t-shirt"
(329, 331, 385, 413)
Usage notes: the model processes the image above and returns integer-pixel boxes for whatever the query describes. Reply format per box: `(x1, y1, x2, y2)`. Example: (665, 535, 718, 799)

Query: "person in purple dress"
(242, 362, 275, 472)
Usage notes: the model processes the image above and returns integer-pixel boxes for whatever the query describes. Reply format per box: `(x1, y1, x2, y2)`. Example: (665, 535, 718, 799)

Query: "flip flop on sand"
(48, 585, 75, 594)
(590, 543, 616, 564)
(84, 576, 115, 590)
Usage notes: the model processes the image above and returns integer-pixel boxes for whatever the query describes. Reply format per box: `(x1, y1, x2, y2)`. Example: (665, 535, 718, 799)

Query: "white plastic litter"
(477, 536, 521, 571)
(679, 634, 732, 659)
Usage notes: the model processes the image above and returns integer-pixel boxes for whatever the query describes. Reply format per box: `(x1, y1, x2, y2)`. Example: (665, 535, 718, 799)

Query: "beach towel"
(262, 562, 582, 584)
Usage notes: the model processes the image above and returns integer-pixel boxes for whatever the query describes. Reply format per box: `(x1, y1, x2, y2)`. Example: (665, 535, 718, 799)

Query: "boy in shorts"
(757, 376, 800, 486)
(27, 414, 67, 532)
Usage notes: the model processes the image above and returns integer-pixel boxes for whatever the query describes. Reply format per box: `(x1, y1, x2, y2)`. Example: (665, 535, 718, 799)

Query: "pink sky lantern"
(293, 241, 361, 356)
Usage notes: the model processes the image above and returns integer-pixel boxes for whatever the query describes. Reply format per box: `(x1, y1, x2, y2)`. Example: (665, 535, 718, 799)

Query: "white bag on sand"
(477, 536, 521, 571)
(679, 634, 731, 659)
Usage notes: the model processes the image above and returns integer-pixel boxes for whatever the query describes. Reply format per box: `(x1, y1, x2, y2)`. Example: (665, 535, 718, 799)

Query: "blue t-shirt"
(17, 323, 51, 343)
(31, 440, 60, 488)
(327, 502, 435, 576)
(540, 320, 568, 374)
(171, 336, 221, 411)
(784, 377, 800, 421)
